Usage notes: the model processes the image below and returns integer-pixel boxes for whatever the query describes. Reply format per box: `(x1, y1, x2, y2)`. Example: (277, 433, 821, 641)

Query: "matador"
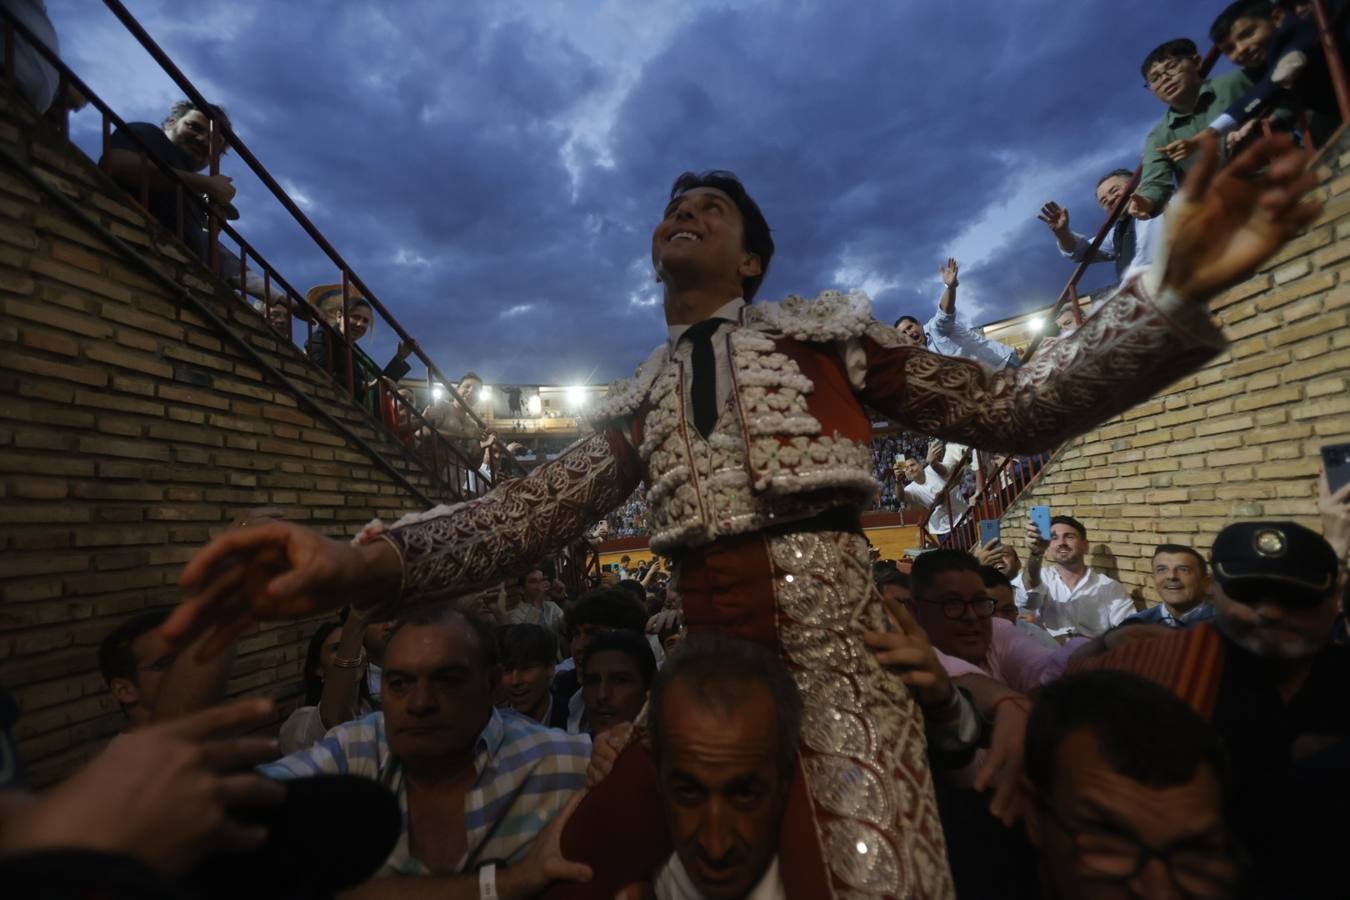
(172, 139, 1322, 900)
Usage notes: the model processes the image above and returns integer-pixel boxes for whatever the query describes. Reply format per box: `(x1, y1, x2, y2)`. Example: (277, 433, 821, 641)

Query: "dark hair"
(565, 587, 648, 637)
(302, 621, 342, 706)
(98, 610, 170, 686)
(581, 629, 657, 688)
(978, 565, 1013, 591)
(459, 371, 482, 386)
(497, 623, 558, 670)
(667, 171, 774, 301)
(164, 100, 233, 155)
(1153, 543, 1209, 576)
(517, 564, 546, 587)
(874, 564, 911, 593)
(1211, 0, 1274, 44)
(1026, 671, 1226, 794)
(648, 634, 802, 785)
(893, 314, 921, 329)
(910, 549, 981, 603)
(1141, 38, 1200, 81)
(614, 578, 647, 608)
(1095, 168, 1135, 189)
(386, 603, 499, 670)
(1050, 515, 1087, 540)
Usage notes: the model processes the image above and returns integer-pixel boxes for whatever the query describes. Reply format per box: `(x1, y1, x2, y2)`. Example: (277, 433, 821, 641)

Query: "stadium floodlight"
(1028, 317, 1044, 333)
(480, 385, 492, 403)
(567, 385, 588, 408)
(527, 394, 542, 415)
(431, 383, 445, 401)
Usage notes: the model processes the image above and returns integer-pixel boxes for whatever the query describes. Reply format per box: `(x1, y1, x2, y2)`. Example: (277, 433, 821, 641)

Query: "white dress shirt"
(666, 297, 746, 432)
(655, 853, 784, 900)
(902, 465, 968, 536)
(1025, 565, 1134, 639)
(1062, 213, 1163, 282)
(924, 309, 1019, 369)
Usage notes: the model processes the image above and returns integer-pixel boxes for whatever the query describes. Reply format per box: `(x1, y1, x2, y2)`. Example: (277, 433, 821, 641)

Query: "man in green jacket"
(1135, 38, 1256, 218)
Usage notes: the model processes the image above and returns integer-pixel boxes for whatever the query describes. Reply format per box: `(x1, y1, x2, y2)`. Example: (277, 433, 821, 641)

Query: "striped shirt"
(261, 707, 591, 877)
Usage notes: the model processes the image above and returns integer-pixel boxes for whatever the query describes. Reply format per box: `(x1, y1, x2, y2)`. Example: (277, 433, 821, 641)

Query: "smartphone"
(1030, 505, 1052, 541)
(1323, 442, 1350, 494)
(979, 519, 1001, 547)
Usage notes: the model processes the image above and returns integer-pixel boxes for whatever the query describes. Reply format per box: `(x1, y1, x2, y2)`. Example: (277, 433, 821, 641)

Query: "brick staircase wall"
(0, 85, 444, 783)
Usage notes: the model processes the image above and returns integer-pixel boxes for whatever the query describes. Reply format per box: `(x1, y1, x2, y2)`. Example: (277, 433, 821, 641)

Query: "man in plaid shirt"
(261, 605, 594, 897)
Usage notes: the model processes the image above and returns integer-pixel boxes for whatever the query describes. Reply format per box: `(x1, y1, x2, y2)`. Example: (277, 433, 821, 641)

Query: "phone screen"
(979, 519, 1001, 546)
(1323, 443, 1350, 494)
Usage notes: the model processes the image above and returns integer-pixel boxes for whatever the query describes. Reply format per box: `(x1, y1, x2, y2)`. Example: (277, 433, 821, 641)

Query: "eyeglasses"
(923, 596, 996, 620)
(1039, 801, 1237, 897)
(1145, 58, 1187, 88)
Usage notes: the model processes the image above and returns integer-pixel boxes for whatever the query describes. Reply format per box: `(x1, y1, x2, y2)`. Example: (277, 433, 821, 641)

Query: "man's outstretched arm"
(852, 134, 1320, 454)
(165, 431, 642, 655)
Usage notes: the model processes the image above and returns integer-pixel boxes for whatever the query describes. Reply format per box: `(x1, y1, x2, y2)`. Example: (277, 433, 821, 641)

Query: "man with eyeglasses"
(1022, 671, 1237, 900)
(910, 550, 1082, 694)
(1070, 521, 1350, 897)
(1135, 38, 1256, 219)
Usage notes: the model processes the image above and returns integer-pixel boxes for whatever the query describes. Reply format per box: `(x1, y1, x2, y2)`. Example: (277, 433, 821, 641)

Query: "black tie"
(683, 318, 721, 439)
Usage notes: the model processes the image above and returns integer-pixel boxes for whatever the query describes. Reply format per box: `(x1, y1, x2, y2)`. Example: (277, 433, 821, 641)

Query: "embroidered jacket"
(365, 278, 1226, 605)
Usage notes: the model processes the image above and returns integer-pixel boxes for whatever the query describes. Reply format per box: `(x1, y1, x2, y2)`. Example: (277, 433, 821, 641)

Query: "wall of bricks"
(0, 88, 448, 782)
(999, 128, 1350, 606)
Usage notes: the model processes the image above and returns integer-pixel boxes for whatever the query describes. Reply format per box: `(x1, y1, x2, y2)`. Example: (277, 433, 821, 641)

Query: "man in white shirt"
(894, 258, 1020, 370)
(1039, 169, 1164, 284)
(896, 444, 968, 539)
(1022, 514, 1134, 638)
(649, 635, 797, 900)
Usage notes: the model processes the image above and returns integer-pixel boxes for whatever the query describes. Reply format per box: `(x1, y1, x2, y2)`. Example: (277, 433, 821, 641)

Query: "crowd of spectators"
(4, 473, 1340, 898)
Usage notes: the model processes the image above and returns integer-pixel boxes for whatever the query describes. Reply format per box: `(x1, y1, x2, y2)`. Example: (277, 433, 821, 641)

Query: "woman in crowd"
(303, 283, 414, 410)
(277, 609, 378, 754)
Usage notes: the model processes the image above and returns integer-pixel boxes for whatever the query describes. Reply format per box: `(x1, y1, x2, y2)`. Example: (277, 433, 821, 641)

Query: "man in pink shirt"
(909, 550, 1084, 693)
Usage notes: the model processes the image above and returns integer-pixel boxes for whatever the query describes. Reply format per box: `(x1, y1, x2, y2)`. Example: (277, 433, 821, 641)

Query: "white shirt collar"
(666, 297, 746, 347)
(656, 853, 783, 900)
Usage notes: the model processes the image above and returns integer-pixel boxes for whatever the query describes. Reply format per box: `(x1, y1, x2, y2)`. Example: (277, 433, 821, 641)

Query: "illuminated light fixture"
(567, 385, 588, 408)
(1028, 317, 1044, 333)
(431, 383, 445, 401)
(479, 385, 492, 403)
(527, 395, 542, 415)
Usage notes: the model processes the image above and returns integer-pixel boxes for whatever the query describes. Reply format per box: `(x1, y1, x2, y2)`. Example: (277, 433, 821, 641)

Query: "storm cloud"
(51, 0, 1230, 384)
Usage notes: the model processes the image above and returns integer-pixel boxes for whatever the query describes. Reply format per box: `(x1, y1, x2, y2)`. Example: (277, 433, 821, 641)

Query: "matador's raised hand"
(1161, 131, 1322, 304)
(164, 520, 401, 658)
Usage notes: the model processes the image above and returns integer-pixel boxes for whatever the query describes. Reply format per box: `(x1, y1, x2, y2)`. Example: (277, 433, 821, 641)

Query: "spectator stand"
(0, 0, 523, 505)
(922, 7, 1350, 551)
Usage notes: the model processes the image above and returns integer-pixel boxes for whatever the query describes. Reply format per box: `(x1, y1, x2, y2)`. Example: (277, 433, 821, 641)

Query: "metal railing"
(0, 1, 525, 503)
(920, 6, 1350, 550)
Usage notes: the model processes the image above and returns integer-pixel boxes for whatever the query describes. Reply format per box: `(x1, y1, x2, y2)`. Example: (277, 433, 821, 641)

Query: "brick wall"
(999, 129, 1350, 606)
(0, 87, 445, 782)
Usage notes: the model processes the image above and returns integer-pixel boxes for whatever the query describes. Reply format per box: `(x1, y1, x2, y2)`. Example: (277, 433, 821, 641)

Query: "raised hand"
(1037, 201, 1070, 234)
(1157, 132, 1207, 164)
(970, 538, 1002, 567)
(1126, 193, 1157, 220)
(861, 595, 954, 708)
(166, 521, 402, 658)
(939, 257, 959, 287)
(1162, 132, 1322, 304)
(9, 698, 283, 877)
(1025, 516, 1048, 557)
(973, 695, 1030, 827)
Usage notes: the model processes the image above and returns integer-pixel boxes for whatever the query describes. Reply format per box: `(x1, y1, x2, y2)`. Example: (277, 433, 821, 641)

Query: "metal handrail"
(95, 0, 524, 479)
(0, 5, 497, 500)
(914, 36, 1317, 545)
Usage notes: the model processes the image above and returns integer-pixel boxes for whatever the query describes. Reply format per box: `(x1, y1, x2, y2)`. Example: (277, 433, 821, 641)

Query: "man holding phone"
(1023, 514, 1133, 638)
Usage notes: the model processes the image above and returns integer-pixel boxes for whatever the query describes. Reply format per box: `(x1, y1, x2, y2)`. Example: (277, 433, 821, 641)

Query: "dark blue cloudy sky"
(50, 1, 1231, 385)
